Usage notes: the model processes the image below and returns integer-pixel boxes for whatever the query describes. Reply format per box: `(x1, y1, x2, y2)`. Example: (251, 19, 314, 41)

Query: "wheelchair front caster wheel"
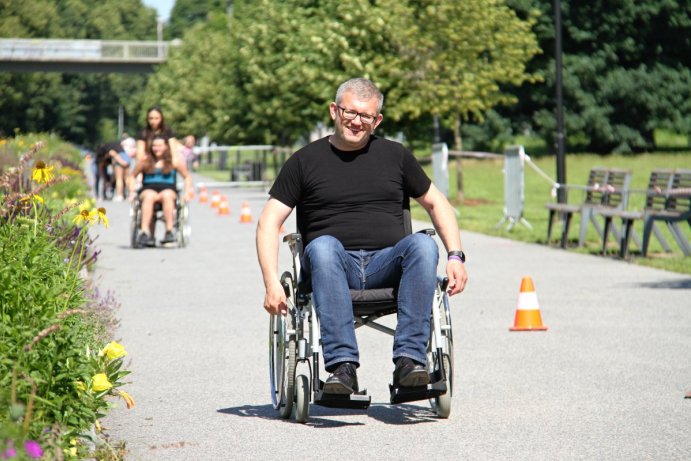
(295, 374, 310, 423)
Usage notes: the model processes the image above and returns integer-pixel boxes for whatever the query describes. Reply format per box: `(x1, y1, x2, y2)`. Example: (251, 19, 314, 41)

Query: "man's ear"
(373, 113, 384, 130)
(329, 102, 338, 121)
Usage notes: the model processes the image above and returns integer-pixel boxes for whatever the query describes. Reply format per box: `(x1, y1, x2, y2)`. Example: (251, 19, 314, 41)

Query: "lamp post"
(554, 0, 567, 203)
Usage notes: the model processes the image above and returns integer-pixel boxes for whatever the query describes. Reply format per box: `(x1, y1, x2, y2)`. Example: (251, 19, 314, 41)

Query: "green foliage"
(0, 0, 158, 146)
(493, 0, 691, 153)
(167, 0, 228, 39)
(0, 138, 131, 459)
(149, 0, 540, 146)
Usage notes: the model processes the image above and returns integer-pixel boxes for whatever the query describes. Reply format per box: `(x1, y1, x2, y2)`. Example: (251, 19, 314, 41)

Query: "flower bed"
(1, 136, 132, 460)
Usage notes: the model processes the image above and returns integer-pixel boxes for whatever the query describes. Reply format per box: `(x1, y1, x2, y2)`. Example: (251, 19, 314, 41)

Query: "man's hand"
(264, 282, 288, 316)
(446, 260, 467, 296)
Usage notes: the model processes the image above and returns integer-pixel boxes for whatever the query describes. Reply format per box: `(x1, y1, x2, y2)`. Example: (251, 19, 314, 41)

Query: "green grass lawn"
(413, 151, 691, 275)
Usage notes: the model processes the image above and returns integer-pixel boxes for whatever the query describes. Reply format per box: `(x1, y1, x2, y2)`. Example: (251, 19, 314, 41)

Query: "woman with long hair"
(130, 135, 193, 248)
(136, 106, 179, 163)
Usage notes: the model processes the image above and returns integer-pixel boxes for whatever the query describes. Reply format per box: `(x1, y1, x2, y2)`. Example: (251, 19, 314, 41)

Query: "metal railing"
(0, 38, 178, 63)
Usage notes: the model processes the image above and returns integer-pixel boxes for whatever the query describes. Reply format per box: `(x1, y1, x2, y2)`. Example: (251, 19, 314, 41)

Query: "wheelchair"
(129, 190, 191, 248)
(269, 213, 455, 423)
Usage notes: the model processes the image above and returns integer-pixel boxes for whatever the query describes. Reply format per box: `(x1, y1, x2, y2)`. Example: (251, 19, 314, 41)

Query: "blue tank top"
(143, 167, 176, 186)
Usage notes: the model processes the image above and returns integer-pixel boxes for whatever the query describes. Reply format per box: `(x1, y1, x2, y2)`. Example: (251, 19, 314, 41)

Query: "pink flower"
(1, 440, 16, 459)
(23, 440, 43, 459)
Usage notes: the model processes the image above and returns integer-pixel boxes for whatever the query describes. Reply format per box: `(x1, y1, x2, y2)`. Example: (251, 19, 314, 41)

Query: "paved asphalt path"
(98, 176, 690, 460)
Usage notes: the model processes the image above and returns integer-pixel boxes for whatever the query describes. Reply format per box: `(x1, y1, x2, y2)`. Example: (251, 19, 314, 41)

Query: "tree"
(146, 0, 539, 152)
(499, 0, 691, 153)
(167, 0, 229, 39)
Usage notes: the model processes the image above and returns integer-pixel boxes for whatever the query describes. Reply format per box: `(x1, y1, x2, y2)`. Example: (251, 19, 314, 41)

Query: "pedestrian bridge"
(0, 38, 180, 73)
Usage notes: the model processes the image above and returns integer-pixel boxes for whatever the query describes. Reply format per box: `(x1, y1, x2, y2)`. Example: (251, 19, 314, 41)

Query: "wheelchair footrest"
(389, 380, 447, 405)
(313, 388, 371, 410)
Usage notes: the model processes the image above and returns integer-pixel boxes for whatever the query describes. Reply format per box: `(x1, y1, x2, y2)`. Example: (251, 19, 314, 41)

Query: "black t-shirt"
(269, 136, 431, 250)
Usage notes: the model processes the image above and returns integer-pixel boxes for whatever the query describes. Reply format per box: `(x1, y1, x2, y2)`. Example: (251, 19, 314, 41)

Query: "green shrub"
(1, 139, 131, 460)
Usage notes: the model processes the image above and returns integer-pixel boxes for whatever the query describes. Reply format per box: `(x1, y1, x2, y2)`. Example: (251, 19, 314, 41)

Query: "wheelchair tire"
(269, 313, 296, 419)
(130, 201, 140, 248)
(178, 202, 191, 247)
(429, 292, 454, 418)
(294, 373, 310, 424)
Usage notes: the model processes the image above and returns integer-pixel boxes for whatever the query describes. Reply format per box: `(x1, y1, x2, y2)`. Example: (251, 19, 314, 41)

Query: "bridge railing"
(0, 38, 178, 62)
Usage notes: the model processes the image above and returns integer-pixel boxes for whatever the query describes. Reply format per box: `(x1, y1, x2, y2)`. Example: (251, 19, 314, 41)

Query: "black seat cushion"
(299, 277, 398, 316)
(350, 288, 398, 316)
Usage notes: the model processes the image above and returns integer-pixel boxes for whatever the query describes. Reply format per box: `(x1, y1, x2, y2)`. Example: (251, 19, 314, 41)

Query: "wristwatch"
(447, 250, 466, 263)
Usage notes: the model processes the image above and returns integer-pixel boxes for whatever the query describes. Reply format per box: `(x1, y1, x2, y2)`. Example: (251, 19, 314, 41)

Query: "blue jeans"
(303, 233, 439, 371)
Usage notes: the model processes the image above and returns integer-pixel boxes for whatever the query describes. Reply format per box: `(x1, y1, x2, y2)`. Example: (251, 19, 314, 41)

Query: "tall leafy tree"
(500, 0, 691, 153)
(164, 0, 539, 146)
(167, 0, 229, 39)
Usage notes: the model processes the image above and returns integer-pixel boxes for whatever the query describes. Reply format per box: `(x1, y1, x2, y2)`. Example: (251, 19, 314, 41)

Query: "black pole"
(554, 0, 567, 203)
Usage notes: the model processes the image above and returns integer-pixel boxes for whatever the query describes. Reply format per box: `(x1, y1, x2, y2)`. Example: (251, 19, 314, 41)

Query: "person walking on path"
(136, 106, 179, 163)
(256, 78, 468, 394)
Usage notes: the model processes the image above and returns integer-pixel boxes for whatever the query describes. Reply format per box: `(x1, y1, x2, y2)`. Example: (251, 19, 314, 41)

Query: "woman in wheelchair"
(130, 134, 193, 248)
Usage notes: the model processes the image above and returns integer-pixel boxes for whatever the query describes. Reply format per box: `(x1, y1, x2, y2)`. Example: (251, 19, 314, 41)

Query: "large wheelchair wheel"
(428, 291, 454, 418)
(269, 311, 296, 419)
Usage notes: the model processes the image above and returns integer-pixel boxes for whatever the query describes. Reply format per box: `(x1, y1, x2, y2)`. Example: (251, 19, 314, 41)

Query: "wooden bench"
(546, 167, 632, 248)
(599, 169, 691, 258)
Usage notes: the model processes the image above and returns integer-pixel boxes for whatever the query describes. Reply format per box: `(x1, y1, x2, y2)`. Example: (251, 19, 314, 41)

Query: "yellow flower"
(21, 194, 44, 205)
(95, 420, 102, 432)
(31, 160, 54, 183)
(118, 390, 136, 409)
(99, 341, 126, 360)
(91, 373, 112, 392)
(74, 381, 86, 393)
(73, 209, 95, 226)
(93, 207, 109, 228)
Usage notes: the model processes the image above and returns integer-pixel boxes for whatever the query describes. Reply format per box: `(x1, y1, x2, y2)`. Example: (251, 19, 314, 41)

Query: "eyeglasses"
(336, 105, 378, 125)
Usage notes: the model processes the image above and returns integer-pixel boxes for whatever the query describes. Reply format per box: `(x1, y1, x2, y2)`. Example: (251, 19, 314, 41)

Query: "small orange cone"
(210, 191, 220, 208)
(198, 186, 209, 203)
(239, 201, 253, 223)
(218, 195, 230, 215)
(509, 276, 548, 331)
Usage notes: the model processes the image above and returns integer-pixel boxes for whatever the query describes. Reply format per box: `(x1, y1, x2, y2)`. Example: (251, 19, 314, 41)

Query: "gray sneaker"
(160, 230, 176, 246)
(136, 231, 154, 249)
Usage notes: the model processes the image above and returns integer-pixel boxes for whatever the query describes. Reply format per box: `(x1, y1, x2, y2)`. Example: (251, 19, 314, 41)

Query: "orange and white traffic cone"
(239, 201, 253, 223)
(509, 276, 548, 331)
(210, 190, 220, 208)
(218, 195, 230, 215)
(198, 186, 208, 203)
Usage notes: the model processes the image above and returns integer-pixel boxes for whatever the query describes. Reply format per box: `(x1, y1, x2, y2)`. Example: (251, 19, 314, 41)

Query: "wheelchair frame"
(269, 230, 455, 423)
(129, 192, 191, 248)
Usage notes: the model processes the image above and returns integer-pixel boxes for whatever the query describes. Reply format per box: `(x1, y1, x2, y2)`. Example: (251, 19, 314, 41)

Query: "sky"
(141, 0, 175, 22)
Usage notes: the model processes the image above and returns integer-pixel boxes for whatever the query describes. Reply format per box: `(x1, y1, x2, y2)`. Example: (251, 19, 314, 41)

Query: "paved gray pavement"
(98, 177, 691, 460)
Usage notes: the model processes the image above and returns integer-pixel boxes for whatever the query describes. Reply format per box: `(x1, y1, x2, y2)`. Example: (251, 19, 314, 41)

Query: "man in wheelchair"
(130, 134, 193, 248)
(257, 78, 468, 401)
